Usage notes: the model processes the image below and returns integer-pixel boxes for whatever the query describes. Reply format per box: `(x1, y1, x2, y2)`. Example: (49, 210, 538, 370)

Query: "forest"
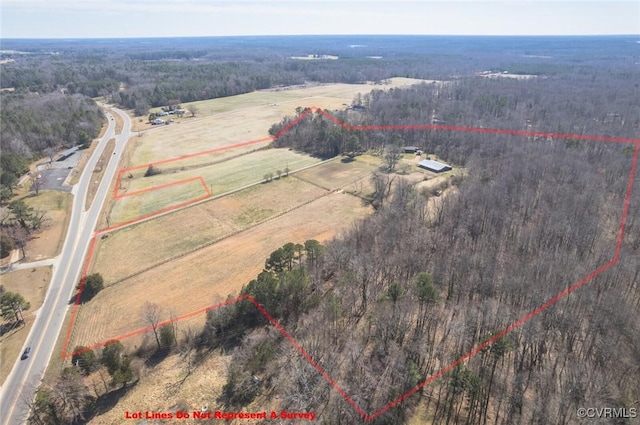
(2, 35, 638, 424)
(214, 76, 640, 424)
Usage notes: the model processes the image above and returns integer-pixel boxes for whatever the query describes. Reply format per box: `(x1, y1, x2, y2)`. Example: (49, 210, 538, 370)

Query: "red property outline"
(63, 107, 640, 422)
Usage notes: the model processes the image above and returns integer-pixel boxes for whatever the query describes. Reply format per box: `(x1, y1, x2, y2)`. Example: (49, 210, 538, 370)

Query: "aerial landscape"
(0, 1, 639, 425)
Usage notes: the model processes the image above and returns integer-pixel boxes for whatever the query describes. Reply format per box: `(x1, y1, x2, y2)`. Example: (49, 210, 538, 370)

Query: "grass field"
(294, 157, 378, 190)
(128, 78, 428, 167)
(119, 148, 321, 196)
(71, 79, 434, 352)
(92, 177, 327, 283)
(0, 266, 52, 384)
(108, 176, 208, 225)
(70, 192, 370, 349)
(22, 191, 72, 261)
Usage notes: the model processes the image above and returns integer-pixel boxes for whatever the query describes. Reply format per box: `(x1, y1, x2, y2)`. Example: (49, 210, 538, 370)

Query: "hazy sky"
(1, 0, 638, 39)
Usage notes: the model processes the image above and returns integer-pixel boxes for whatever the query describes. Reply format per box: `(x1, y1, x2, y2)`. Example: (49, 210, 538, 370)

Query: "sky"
(0, 0, 638, 39)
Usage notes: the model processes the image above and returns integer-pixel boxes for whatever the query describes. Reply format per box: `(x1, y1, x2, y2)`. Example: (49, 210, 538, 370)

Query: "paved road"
(0, 106, 132, 425)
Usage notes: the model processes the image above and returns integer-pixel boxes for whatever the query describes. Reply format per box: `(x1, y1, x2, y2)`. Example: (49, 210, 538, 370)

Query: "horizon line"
(3, 33, 639, 41)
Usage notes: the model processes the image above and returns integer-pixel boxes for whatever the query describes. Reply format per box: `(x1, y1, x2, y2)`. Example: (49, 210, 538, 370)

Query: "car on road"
(21, 347, 31, 360)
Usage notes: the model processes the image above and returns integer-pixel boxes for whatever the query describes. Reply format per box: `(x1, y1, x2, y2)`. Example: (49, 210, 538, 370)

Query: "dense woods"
(219, 73, 639, 422)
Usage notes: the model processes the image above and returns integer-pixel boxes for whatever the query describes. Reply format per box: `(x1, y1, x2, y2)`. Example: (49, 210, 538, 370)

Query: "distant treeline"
(2, 35, 637, 117)
(270, 75, 639, 159)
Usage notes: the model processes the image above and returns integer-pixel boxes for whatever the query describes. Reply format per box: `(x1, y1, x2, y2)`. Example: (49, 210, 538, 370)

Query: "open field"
(70, 192, 371, 349)
(21, 191, 72, 261)
(119, 148, 321, 196)
(294, 157, 378, 190)
(0, 266, 52, 384)
(108, 176, 208, 225)
(92, 177, 327, 283)
(128, 78, 429, 165)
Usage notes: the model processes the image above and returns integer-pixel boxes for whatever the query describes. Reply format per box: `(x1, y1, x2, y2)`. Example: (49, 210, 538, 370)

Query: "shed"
(56, 146, 80, 161)
(418, 159, 452, 173)
(403, 146, 419, 153)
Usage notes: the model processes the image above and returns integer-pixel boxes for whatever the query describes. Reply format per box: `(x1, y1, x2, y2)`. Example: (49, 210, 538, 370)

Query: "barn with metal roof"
(418, 159, 452, 173)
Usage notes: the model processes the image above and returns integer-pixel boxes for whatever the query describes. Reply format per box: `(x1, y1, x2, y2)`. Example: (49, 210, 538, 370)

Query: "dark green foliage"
(8, 200, 43, 231)
(71, 346, 97, 375)
(0, 291, 30, 322)
(0, 154, 29, 196)
(79, 273, 104, 302)
(144, 165, 161, 177)
(159, 324, 176, 349)
(0, 233, 15, 258)
(414, 272, 439, 306)
(101, 340, 124, 375)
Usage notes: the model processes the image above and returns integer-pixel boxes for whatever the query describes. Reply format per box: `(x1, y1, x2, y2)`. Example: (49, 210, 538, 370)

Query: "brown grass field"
(70, 192, 370, 349)
(126, 78, 428, 167)
(294, 157, 378, 190)
(92, 177, 327, 283)
(21, 191, 73, 261)
(0, 266, 52, 384)
(120, 148, 320, 194)
(108, 177, 209, 225)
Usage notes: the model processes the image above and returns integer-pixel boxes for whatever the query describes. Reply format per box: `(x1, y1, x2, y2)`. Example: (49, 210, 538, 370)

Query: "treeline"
(0, 92, 103, 199)
(218, 137, 639, 424)
(4, 36, 637, 119)
(270, 75, 639, 159)
(220, 79, 639, 423)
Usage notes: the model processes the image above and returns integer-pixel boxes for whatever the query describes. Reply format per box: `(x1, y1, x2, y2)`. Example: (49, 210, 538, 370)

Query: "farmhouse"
(418, 159, 452, 173)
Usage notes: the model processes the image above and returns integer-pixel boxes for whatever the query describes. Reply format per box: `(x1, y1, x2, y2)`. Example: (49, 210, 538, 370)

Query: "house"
(418, 159, 452, 173)
(156, 111, 169, 117)
(403, 146, 420, 153)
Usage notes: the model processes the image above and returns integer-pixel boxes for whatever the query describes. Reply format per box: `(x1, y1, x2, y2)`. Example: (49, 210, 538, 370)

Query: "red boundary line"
(62, 107, 640, 421)
(113, 136, 272, 199)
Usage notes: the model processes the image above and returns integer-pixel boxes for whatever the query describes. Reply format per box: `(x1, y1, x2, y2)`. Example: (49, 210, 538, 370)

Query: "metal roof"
(57, 146, 80, 159)
(418, 159, 451, 171)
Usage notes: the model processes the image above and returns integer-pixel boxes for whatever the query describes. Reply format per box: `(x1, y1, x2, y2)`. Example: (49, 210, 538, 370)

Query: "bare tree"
(141, 302, 162, 350)
(187, 104, 198, 117)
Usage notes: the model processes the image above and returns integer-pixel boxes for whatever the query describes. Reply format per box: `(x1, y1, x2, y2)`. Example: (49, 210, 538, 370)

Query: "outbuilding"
(403, 146, 420, 153)
(418, 159, 452, 173)
(56, 146, 80, 161)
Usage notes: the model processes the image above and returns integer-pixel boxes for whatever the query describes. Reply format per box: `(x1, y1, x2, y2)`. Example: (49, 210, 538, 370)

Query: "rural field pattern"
(64, 104, 639, 421)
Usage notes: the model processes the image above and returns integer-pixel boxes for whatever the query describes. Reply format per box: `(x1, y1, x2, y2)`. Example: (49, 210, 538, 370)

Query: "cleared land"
(0, 266, 52, 384)
(70, 192, 370, 349)
(127, 78, 428, 167)
(108, 177, 208, 225)
(72, 79, 430, 351)
(294, 157, 378, 190)
(121, 148, 320, 194)
(22, 191, 72, 261)
(92, 177, 327, 283)
(110, 149, 322, 224)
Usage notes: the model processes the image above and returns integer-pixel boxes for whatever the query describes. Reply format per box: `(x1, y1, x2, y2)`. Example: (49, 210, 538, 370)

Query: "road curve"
(0, 106, 132, 425)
